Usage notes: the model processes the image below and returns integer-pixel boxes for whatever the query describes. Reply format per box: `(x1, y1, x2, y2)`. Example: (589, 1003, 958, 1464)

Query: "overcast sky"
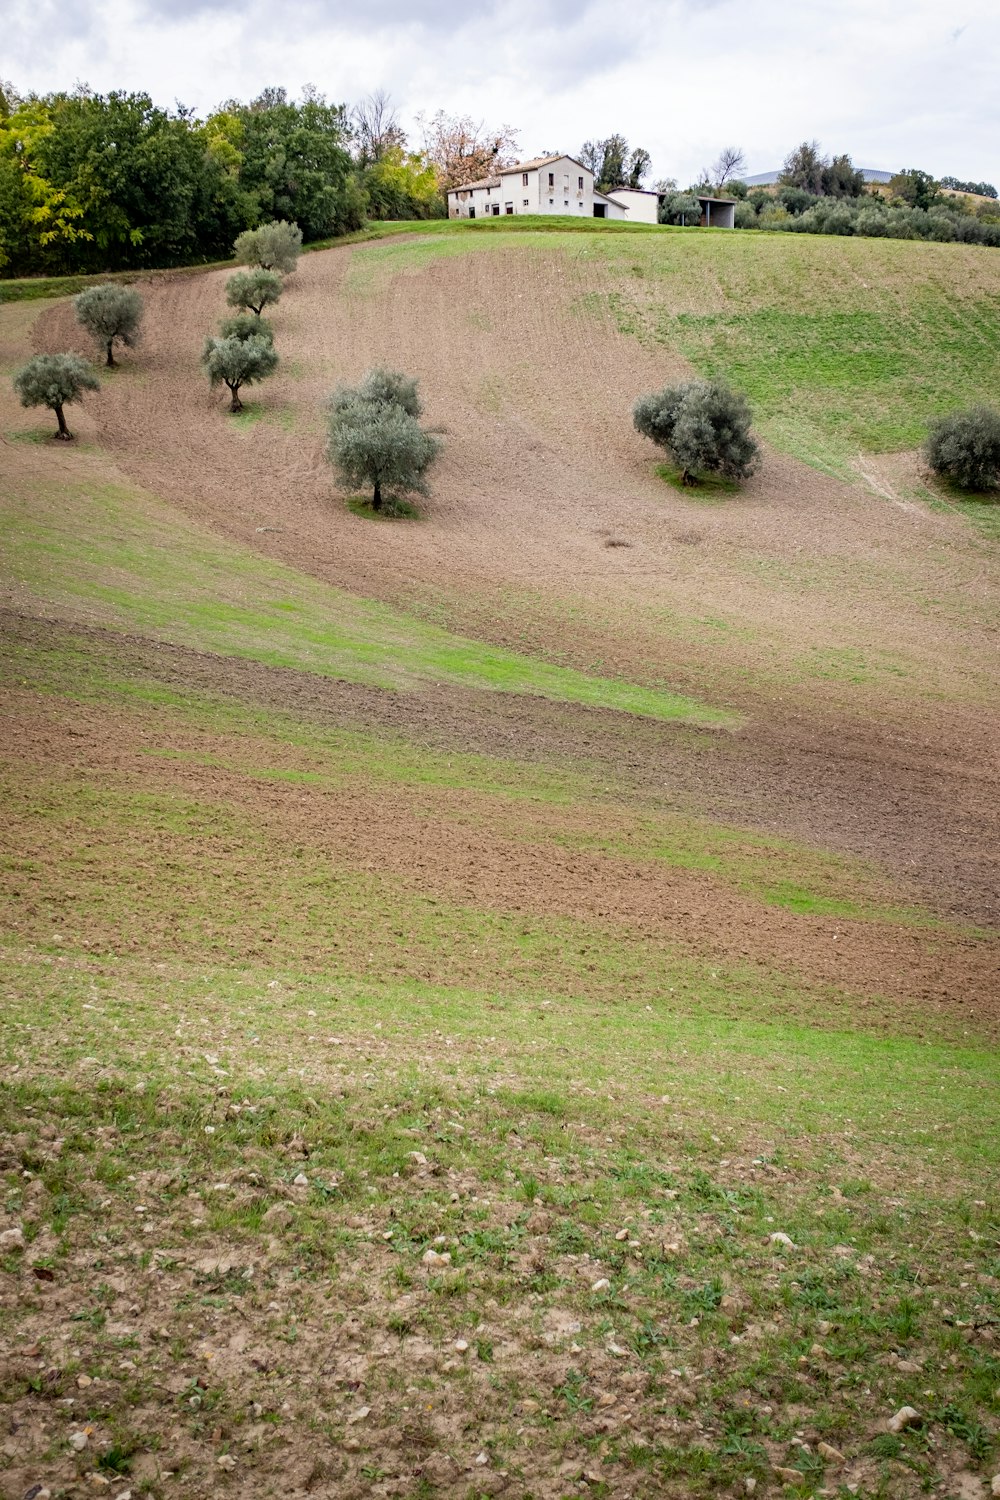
(5, 0, 999, 187)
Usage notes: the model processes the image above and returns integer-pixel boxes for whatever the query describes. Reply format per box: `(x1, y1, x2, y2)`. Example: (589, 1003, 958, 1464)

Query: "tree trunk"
(228, 383, 243, 412)
(372, 479, 382, 511)
(54, 403, 72, 440)
(681, 468, 698, 486)
(106, 340, 115, 368)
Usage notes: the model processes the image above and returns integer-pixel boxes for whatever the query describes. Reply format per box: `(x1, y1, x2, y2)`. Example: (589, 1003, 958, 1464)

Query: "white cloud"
(5, 0, 999, 186)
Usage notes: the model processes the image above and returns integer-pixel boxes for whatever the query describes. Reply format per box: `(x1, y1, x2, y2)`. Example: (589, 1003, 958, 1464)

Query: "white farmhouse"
(447, 154, 633, 220)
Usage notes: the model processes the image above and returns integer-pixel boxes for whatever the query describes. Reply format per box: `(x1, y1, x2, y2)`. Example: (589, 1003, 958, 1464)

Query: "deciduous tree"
(13, 352, 99, 438)
(74, 283, 143, 367)
(417, 109, 519, 192)
(711, 145, 746, 189)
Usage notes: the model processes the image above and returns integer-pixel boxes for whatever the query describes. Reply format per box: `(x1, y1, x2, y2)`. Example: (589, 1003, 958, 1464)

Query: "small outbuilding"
(697, 195, 736, 228)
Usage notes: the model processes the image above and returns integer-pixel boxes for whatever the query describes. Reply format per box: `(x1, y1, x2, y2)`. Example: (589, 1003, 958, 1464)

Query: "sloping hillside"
(1, 226, 998, 1500)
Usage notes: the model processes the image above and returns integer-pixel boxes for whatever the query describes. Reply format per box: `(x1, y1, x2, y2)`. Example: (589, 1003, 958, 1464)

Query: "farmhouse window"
(523, 199, 529, 206)
(578, 176, 584, 190)
(548, 172, 554, 186)
(522, 172, 528, 186)
(564, 200, 569, 206)
(549, 198, 554, 204)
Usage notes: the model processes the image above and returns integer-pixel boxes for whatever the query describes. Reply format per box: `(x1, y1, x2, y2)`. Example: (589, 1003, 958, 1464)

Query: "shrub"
(233, 220, 303, 274)
(225, 269, 282, 317)
(658, 192, 702, 226)
(326, 367, 440, 512)
(74, 284, 144, 368)
(925, 406, 1000, 491)
(734, 202, 758, 229)
(634, 379, 760, 486)
(13, 352, 100, 439)
(219, 313, 275, 345)
(202, 333, 278, 412)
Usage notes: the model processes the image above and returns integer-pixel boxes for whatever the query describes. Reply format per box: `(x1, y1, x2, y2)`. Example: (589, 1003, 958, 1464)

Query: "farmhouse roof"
(447, 175, 502, 193)
(607, 186, 660, 196)
(504, 153, 591, 175)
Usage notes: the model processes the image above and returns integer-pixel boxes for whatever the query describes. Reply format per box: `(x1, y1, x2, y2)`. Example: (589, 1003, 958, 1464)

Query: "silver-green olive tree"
(225, 269, 282, 317)
(73, 284, 144, 368)
(233, 220, 303, 274)
(633, 379, 760, 485)
(925, 406, 1000, 491)
(327, 367, 440, 512)
(202, 333, 278, 412)
(219, 313, 275, 345)
(13, 353, 100, 439)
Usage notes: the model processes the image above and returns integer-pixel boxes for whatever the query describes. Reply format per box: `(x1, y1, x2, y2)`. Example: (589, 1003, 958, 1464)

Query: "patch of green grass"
(654, 461, 740, 499)
(346, 493, 420, 521)
(0, 475, 732, 726)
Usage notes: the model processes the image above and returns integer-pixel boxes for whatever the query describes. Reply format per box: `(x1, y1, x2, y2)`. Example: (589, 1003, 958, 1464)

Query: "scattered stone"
(216, 1454, 236, 1471)
(608, 1343, 627, 1357)
(809, 1343, 828, 1358)
(408, 1152, 428, 1168)
(68, 1431, 89, 1452)
(475, 1453, 489, 1466)
(0, 1226, 25, 1252)
(615, 1229, 629, 1241)
(292, 1173, 309, 1188)
(422, 1249, 451, 1268)
(744, 1480, 756, 1495)
(24, 1488, 51, 1500)
(817, 1442, 846, 1464)
(896, 1358, 922, 1374)
(346, 1406, 371, 1425)
(77, 1374, 92, 1388)
(115, 1491, 132, 1500)
(774, 1467, 805, 1483)
(887, 1406, 921, 1433)
(769, 1233, 795, 1249)
(591, 1278, 611, 1292)
(455, 1339, 469, 1352)
(990, 1476, 1000, 1498)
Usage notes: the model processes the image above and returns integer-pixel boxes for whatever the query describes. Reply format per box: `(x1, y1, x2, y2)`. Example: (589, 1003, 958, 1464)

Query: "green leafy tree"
(13, 352, 99, 439)
(225, 268, 282, 316)
(579, 134, 650, 192)
(219, 312, 275, 344)
(633, 379, 760, 485)
(925, 406, 1000, 491)
(889, 168, 940, 210)
(74, 283, 143, 367)
(227, 87, 365, 239)
(233, 219, 302, 273)
(780, 141, 827, 196)
(823, 153, 865, 197)
(326, 367, 440, 511)
(362, 147, 442, 220)
(202, 333, 278, 412)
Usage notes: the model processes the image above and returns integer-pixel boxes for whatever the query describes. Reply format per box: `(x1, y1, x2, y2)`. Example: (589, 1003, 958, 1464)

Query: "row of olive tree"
(12, 281, 145, 436)
(200, 221, 300, 411)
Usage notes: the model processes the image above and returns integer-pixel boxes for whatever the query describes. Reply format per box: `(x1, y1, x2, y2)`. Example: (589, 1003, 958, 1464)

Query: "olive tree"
(73, 284, 143, 368)
(233, 220, 303, 274)
(13, 353, 100, 439)
(219, 313, 275, 345)
(326, 367, 440, 512)
(225, 269, 282, 317)
(659, 192, 702, 226)
(925, 406, 1000, 490)
(202, 334, 278, 412)
(633, 379, 760, 485)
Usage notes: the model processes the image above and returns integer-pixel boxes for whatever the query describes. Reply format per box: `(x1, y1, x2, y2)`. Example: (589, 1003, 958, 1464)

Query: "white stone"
(0, 1226, 25, 1252)
(422, 1249, 451, 1267)
(591, 1278, 611, 1292)
(68, 1431, 89, 1451)
(769, 1232, 795, 1248)
(292, 1173, 309, 1188)
(887, 1406, 921, 1433)
(346, 1406, 371, 1425)
(216, 1454, 236, 1470)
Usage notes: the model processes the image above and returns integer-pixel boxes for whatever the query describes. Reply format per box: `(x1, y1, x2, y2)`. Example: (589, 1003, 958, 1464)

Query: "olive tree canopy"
(13, 352, 100, 439)
(326, 366, 440, 512)
(74, 284, 144, 367)
(219, 312, 275, 345)
(233, 220, 303, 274)
(202, 333, 278, 412)
(925, 406, 1000, 491)
(225, 269, 283, 317)
(633, 379, 760, 485)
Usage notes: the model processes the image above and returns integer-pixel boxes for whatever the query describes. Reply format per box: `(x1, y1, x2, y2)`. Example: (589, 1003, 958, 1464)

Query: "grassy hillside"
(1, 227, 998, 1499)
